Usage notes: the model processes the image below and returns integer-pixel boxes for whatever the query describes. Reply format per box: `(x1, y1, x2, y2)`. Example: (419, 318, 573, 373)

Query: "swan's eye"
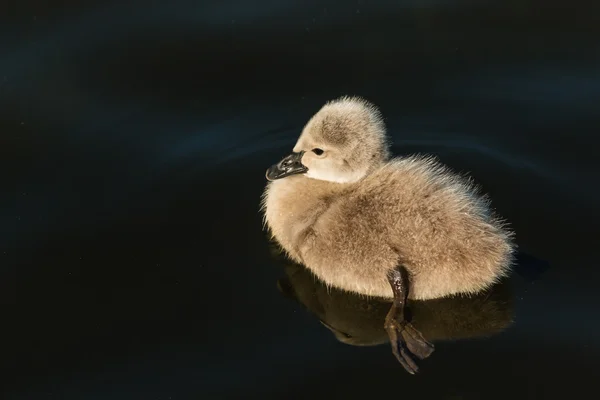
(312, 148, 324, 156)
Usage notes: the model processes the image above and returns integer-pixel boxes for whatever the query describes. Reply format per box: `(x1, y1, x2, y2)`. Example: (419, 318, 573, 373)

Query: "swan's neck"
(262, 175, 346, 256)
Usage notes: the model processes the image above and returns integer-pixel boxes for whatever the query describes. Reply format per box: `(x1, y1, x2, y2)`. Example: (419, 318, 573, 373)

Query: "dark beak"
(265, 151, 308, 181)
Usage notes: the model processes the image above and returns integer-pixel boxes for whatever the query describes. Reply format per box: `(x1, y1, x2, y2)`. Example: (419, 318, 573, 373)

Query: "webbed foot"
(385, 310, 435, 374)
(385, 265, 435, 374)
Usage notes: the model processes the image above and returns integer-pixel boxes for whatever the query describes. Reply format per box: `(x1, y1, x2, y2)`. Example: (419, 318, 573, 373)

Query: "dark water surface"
(2, 1, 599, 398)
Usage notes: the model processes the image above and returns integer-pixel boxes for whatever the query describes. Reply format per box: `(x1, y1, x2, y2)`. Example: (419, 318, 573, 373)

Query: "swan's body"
(261, 96, 515, 372)
(264, 155, 514, 300)
(262, 96, 514, 301)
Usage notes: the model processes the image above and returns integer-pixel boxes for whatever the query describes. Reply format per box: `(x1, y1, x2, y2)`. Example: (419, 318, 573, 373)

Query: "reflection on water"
(269, 242, 514, 364)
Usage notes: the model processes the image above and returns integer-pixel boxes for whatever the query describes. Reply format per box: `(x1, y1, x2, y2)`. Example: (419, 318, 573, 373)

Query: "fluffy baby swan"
(261, 96, 515, 372)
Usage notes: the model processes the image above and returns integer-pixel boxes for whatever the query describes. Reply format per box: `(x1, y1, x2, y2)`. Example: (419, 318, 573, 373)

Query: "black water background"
(2, 1, 599, 398)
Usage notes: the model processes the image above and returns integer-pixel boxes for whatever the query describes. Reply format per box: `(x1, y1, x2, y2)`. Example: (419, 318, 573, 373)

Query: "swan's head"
(265, 96, 390, 183)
